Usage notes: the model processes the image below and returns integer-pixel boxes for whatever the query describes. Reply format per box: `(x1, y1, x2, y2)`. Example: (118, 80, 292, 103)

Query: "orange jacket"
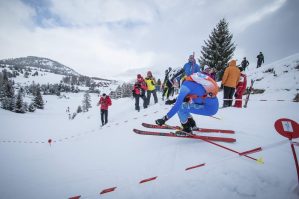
(222, 60, 240, 88)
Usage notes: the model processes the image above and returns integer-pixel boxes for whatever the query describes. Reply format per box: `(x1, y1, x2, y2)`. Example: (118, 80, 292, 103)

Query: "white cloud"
(231, 0, 287, 33)
(0, 0, 296, 80)
(49, 0, 157, 26)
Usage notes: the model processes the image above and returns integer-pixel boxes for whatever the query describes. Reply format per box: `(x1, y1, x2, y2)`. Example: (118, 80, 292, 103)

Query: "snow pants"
(101, 109, 108, 125)
(234, 94, 243, 108)
(146, 89, 158, 105)
(223, 86, 235, 107)
(177, 97, 219, 123)
(135, 95, 147, 111)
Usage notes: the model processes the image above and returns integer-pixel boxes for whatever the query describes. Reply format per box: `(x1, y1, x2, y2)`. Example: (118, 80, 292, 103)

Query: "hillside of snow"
(246, 53, 299, 100)
(0, 56, 80, 76)
(0, 54, 299, 199)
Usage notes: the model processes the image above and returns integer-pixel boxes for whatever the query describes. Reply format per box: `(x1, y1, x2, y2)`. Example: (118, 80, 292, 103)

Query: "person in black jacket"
(256, 52, 264, 68)
(162, 67, 174, 101)
(241, 57, 249, 71)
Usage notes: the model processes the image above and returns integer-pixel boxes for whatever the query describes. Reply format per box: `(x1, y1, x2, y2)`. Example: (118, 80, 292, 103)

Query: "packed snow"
(0, 54, 299, 199)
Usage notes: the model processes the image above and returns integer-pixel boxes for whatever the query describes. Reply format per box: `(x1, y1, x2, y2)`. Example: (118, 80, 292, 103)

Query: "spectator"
(202, 65, 216, 80)
(256, 52, 264, 68)
(241, 57, 249, 71)
(170, 54, 200, 84)
(234, 67, 247, 108)
(97, 93, 112, 126)
(132, 74, 148, 112)
(145, 71, 158, 105)
(221, 60, 240, 108)
(162, 67, 174, 101)
(156, 78, 161, 92)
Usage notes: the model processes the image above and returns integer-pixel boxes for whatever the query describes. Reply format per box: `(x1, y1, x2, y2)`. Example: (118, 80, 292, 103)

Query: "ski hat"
(137, 74, 142, 78)
(228, 59, 237, 67)
(102, 93, 106, 96)
(188, 55, 195, 63)
(147, 71, 152, 77)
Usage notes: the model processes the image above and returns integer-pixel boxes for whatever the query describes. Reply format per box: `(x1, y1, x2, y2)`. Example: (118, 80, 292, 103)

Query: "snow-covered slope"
(0, 54, 298, 199)
(0, 56, 80, 76)
(246, 53, 299, 100)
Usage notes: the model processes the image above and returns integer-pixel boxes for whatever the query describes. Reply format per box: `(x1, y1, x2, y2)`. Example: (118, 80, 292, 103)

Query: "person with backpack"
(97, 93, 112, 126)
(145, 71, 158, 106)
(256, 52, 264, 68)
(234, 67, 247, 108)
(241, 57, 249, 71)
(155, 71, 219, 134)
(132, 74, 148, 112)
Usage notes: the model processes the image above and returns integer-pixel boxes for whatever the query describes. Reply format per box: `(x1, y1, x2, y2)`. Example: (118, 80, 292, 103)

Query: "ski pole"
(185, 132, 259, 162)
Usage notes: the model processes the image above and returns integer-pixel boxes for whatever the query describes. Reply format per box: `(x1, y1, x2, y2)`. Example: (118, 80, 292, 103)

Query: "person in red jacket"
(132, 74, 148, 112)
(98, 93, 112, 126)
(234, 67, 247, 108)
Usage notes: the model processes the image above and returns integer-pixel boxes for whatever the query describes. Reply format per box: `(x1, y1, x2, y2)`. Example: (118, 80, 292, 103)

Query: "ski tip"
(133, 129, 139, 133)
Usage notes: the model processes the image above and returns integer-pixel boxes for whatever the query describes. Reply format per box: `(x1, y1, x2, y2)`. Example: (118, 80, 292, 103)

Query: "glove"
(165, 98, 176, 105)
(132, 90, 136, 97)
(155, 115, 168, 126)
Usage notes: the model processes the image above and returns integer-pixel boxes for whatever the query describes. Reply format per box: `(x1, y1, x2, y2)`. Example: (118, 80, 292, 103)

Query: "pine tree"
(28, 102, 36, 112)
(15, 89, 26, 113)
(34, 87, 44, 109)
(77, 105, 82, 113)
(1, 78, 15, 111)
(200, 18, 236, 80)
(82, 91, 91, 112)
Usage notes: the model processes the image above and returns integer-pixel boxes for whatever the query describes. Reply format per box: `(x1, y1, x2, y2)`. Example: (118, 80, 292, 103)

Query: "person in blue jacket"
(170, 54, 201, 84)
(155, 72, 219, 134)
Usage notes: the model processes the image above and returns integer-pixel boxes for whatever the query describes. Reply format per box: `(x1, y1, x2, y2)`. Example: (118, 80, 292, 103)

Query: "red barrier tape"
(185, 163, 206, 171)
(139, 176, 158, 184)
(239, 147, 262, 156)
(69, 195, 81, 199)
(100, 187, 117, 194)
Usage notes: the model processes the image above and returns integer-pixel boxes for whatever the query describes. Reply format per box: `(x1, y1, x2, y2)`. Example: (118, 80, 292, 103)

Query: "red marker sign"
(274, 118, 299, 139)
(274, 118, 299, 184)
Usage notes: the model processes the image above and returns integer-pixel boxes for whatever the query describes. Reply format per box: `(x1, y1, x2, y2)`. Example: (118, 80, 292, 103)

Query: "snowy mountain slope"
(245, 53, 299, 100)
(0, 56, 80, 76)
(0, 56, 122, 96)
(0, 54, 299, 199)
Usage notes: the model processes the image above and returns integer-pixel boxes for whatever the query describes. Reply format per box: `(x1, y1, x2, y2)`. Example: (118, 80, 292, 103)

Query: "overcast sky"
(0, 0, 298, 80)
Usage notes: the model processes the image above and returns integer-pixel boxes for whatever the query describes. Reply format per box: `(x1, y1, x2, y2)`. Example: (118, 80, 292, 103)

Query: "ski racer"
(155, 71, 219, 134)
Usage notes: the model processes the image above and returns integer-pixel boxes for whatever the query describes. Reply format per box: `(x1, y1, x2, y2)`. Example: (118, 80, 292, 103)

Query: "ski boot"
(175, 121, 193, 136)
(188, 117, 199, 131)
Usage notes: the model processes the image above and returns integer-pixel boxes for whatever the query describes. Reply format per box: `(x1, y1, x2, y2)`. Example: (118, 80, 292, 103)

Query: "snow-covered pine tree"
(14, 89, 26, 113)
(199, 18, 236, 80)
(1, 78, 15, 111)
(82, 91, 91, 112)
(28, 102, 36, 112)
(77, 105, 82, 113)
(121, 83, 133, 98)
(34, 86, 44, 109)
